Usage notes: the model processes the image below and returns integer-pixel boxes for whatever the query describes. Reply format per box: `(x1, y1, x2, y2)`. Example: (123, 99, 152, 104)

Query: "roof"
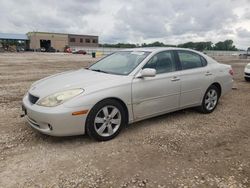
(119, 47, 206, 56)
(27, 31, 67, 36)
(120, 47, 184, 52)
(27, 31, 98, 38)
(0, 33, 28, 40)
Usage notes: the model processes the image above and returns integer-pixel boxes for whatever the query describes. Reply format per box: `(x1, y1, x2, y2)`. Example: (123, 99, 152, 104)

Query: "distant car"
(65, 48, 72, 53)
(16, 47, 25, 52)
(40, 47, 46, 52)
(244, 63, 250, 81)
(72, 50, 87, 55)
(22, 48, 233, 141)
(47, 47, 56, 53)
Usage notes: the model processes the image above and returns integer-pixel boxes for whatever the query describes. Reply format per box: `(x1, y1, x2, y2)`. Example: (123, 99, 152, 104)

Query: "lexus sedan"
(22, 48, 233, 141)
(244, 63, 250, 81)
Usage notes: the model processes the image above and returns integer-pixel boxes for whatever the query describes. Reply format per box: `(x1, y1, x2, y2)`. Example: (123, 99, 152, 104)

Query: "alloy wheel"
(94, 105, 121, 137)
(205, 89, 218, 111)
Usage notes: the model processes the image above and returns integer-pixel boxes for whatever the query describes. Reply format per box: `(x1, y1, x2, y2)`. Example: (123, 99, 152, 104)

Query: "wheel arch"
(210, 82, 222, 98)
(85, 97, 129, 133)
(104, 97, 129, 124)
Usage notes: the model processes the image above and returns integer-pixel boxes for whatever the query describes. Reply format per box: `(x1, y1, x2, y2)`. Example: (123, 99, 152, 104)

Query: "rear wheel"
(86, 99, 126, 141)
(198, 85, 219, 114)
(245, 77, 250, 82)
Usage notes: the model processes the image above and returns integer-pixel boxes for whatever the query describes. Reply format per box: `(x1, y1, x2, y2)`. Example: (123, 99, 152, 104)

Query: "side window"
(143, 51, 176, 74)
(178, 51, 206, 70)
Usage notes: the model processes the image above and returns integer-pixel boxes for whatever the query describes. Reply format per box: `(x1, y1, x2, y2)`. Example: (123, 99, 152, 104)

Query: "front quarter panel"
(62, 77, 134, 123)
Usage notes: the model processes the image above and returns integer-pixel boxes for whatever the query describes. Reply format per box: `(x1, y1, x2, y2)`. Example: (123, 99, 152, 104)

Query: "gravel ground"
(0, 52, 250, 188)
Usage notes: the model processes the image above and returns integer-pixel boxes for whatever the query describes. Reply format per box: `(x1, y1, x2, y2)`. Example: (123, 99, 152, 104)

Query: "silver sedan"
(22, 48, 233, 141)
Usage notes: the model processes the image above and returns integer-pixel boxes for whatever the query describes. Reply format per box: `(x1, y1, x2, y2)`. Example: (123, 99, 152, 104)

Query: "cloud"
(237, 27, 250, 38)
(242, 8, 250, 19)
(112, 0, 240, 42)
(0, 0, 249, 48)
(0, 0, 101, 33)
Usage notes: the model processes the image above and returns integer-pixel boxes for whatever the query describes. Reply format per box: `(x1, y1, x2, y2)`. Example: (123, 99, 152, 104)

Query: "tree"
(99, 39, 237, 51)
(178, 41, 213, 51)
(213, 40, 237, 51)
(141, 41, 176, 47)
(100, 43, 136, 48)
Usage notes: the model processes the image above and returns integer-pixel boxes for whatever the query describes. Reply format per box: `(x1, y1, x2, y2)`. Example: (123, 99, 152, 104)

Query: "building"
(27, 32, 99, 52)
(68, 34, 98, 48)
(27, 32, 68, 52)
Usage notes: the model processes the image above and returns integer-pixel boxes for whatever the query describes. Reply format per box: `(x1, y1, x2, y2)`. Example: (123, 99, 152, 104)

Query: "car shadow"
(31, 129, 92, 144)
(124, 108, 196, 133)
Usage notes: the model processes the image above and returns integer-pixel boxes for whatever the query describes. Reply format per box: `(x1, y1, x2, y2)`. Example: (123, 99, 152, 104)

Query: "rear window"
(178, 51, 207, 70)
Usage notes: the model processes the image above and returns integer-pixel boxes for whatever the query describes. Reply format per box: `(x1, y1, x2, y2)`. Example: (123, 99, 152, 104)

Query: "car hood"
(29, 69, 129, 98)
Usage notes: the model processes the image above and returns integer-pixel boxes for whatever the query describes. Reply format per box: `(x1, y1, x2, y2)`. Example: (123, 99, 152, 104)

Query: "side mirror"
(137, 68, 156, 78)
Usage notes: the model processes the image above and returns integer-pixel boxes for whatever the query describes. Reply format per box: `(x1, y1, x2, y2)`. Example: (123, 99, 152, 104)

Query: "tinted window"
(70, 38, 75, 42)
(143, 51, 176, 74)
(178, 51, 206, 70)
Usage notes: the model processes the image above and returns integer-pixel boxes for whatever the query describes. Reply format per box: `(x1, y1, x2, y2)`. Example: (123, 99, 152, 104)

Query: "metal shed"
(0, 33, 29, 52)
(0, 33, 28, 40)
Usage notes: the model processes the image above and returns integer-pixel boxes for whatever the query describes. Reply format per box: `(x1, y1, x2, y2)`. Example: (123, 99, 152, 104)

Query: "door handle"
(171, 76, 180, 81)
(205, 71, 213, 76)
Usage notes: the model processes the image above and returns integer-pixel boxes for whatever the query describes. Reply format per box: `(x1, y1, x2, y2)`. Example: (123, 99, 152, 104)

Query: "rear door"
(175, 50, 212, 108)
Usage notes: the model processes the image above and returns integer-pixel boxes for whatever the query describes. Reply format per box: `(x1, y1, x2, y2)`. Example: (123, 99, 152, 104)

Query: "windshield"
(89, 51, 150, 75)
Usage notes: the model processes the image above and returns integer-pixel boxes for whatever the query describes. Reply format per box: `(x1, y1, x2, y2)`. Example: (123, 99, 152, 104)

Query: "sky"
(0, 0, 250, 49)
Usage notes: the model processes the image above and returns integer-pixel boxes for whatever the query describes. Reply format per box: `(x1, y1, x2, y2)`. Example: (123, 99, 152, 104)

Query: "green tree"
(178, 41, 213, 51)
(100, 40, 237, 51)
(141, 41, 176, 47)
(213, 40, 237, 51)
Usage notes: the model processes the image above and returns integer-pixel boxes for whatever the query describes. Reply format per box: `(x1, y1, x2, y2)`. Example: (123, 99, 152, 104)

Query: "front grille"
(245, 72, 250, 76)
(28, 94, 39, 104)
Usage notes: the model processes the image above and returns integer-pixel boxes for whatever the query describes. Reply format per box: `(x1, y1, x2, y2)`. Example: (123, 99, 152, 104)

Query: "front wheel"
(198, 85, 219, 114)
(86, 99, 126, 141)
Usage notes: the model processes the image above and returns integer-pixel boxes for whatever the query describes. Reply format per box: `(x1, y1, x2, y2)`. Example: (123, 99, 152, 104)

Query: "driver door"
(132, 51, 181, 120)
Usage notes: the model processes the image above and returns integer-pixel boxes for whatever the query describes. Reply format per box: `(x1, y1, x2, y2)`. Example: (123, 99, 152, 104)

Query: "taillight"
(229, 69, 234, 76)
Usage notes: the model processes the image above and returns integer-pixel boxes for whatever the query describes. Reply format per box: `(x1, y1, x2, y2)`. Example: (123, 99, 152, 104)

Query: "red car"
(65, 48, 72, 53)
(72, 50, 87, 55)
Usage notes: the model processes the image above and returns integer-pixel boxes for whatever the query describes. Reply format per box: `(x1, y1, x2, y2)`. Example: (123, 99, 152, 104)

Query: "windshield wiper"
(90, 69, 109, 74)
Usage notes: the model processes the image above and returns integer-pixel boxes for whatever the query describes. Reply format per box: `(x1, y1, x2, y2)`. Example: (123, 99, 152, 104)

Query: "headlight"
(247, 64, 250, 69)
(37, 89, 84, 107)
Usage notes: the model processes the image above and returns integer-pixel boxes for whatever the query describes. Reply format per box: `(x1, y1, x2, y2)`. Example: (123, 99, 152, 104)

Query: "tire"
(86, 99, 126, 141)
(245, 77, 250, 82)
(198, 85, 219, 114)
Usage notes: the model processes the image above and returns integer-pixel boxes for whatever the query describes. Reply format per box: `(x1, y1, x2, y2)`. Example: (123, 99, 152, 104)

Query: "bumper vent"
(28, 94, 39, 104)
(245, 72, 250, 76)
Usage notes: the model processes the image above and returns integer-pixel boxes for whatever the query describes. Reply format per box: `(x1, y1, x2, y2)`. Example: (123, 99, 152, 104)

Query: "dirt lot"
(0, 52, 250, 188)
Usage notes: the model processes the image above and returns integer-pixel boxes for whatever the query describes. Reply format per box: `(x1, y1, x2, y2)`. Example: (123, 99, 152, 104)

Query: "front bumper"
(244, 72, 250, 78)
(22, 94, 91, 136)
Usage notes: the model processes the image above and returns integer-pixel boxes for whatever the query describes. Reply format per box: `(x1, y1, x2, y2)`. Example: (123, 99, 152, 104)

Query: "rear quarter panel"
(208, 57, 233, 96)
